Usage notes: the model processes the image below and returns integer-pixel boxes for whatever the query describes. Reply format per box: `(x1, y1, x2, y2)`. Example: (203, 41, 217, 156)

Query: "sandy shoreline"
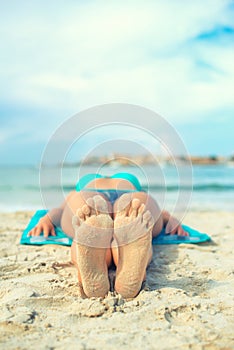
(0, 211, 233, 350)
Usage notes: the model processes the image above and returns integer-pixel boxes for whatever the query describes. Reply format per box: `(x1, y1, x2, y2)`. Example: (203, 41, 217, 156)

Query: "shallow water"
(0, 163, 233, 212)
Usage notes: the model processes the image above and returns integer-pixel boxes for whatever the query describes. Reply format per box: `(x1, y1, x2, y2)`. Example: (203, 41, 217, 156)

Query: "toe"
(129, 198, 141, 218)
(138, 203, 146, 215)
(132, 198, 141, 209)
(76, 208, 85, 222)
(116, 195, 131, 216)
(115, 205, 129, 219)
(93, 195, 108, 214)
(143, 211, 154, 229)
(82, 204, 91, 218)
(86, 197, 95, 215)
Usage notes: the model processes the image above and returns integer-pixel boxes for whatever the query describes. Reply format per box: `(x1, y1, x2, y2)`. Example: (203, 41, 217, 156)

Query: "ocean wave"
(144, 184, 234, 191)
(1, 183, 234, 192)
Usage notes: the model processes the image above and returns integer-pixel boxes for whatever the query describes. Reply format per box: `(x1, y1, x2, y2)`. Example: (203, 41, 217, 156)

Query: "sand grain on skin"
(72, 195, 113, 298)
(114, 199, 154, 298)
(0, 211, 233, 349)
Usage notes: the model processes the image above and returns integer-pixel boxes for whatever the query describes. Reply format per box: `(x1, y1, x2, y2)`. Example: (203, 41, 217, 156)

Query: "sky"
(0, 0, 234, 165)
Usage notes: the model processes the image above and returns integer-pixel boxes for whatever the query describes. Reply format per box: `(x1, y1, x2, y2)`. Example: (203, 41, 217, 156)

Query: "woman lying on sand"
(29, 172, 188, 299)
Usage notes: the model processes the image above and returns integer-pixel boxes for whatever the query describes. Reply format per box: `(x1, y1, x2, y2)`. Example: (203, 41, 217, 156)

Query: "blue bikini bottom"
(80, 188, 137, 205)
(75, 172, 142, 204)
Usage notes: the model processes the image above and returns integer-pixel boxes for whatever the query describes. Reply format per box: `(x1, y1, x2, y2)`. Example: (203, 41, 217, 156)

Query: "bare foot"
(72, 195, 113, 298)
(114, 198, 154, 299)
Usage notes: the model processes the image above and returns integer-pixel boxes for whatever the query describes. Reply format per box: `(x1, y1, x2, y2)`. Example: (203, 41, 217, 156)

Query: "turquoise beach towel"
(20, 210, 211, 246)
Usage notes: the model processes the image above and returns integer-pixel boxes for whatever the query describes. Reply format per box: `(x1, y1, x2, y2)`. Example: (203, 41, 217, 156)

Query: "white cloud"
(0, 0, 233, 132)
(19, 50, 233, 123)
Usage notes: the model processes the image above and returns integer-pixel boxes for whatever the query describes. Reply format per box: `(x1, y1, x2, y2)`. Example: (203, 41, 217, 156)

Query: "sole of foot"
(114, 198, 154, 299)
(72, 195, 113, 298)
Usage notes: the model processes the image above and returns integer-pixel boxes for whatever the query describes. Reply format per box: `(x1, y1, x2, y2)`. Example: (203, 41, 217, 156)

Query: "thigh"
(61, 190, 112, 237)
(113, 191, 163, 237)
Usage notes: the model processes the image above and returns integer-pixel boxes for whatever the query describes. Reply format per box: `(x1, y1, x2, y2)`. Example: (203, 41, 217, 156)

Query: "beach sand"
(0, 211, 233, 350)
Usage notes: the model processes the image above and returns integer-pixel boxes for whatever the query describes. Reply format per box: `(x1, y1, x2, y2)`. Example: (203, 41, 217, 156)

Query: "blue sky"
(0, 0, 234, 164)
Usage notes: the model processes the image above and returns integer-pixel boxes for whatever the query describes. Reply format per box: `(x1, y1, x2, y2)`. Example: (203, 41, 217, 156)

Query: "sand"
(0, 211, 233, 350)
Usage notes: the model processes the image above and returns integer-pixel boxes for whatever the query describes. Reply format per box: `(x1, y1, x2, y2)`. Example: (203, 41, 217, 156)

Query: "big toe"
(93, 195, 109, 214)
(115, 194, 131, 216)
(86, 197, 95, 215)
(129, 199, 143, 218)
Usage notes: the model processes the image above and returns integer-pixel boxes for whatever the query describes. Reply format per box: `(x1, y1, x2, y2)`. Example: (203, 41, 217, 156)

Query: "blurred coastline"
(60, 153, 234, 167)
(0, 159, 234, 212)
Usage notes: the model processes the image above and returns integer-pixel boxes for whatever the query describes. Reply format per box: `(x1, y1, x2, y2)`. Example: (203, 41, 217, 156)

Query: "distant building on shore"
(62, 153, 232, 167)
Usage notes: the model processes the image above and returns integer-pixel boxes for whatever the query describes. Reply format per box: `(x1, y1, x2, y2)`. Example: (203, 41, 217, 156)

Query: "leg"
(63, 191, 113, 297)
(61, 190, 113, 267)
(112, 191, 163, 266)
(112, 192, 162, 298)
(72, 195, 114, 297)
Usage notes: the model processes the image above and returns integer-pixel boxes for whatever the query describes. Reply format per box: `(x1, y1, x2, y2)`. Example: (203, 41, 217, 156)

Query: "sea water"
(0, 164, 233, 212)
